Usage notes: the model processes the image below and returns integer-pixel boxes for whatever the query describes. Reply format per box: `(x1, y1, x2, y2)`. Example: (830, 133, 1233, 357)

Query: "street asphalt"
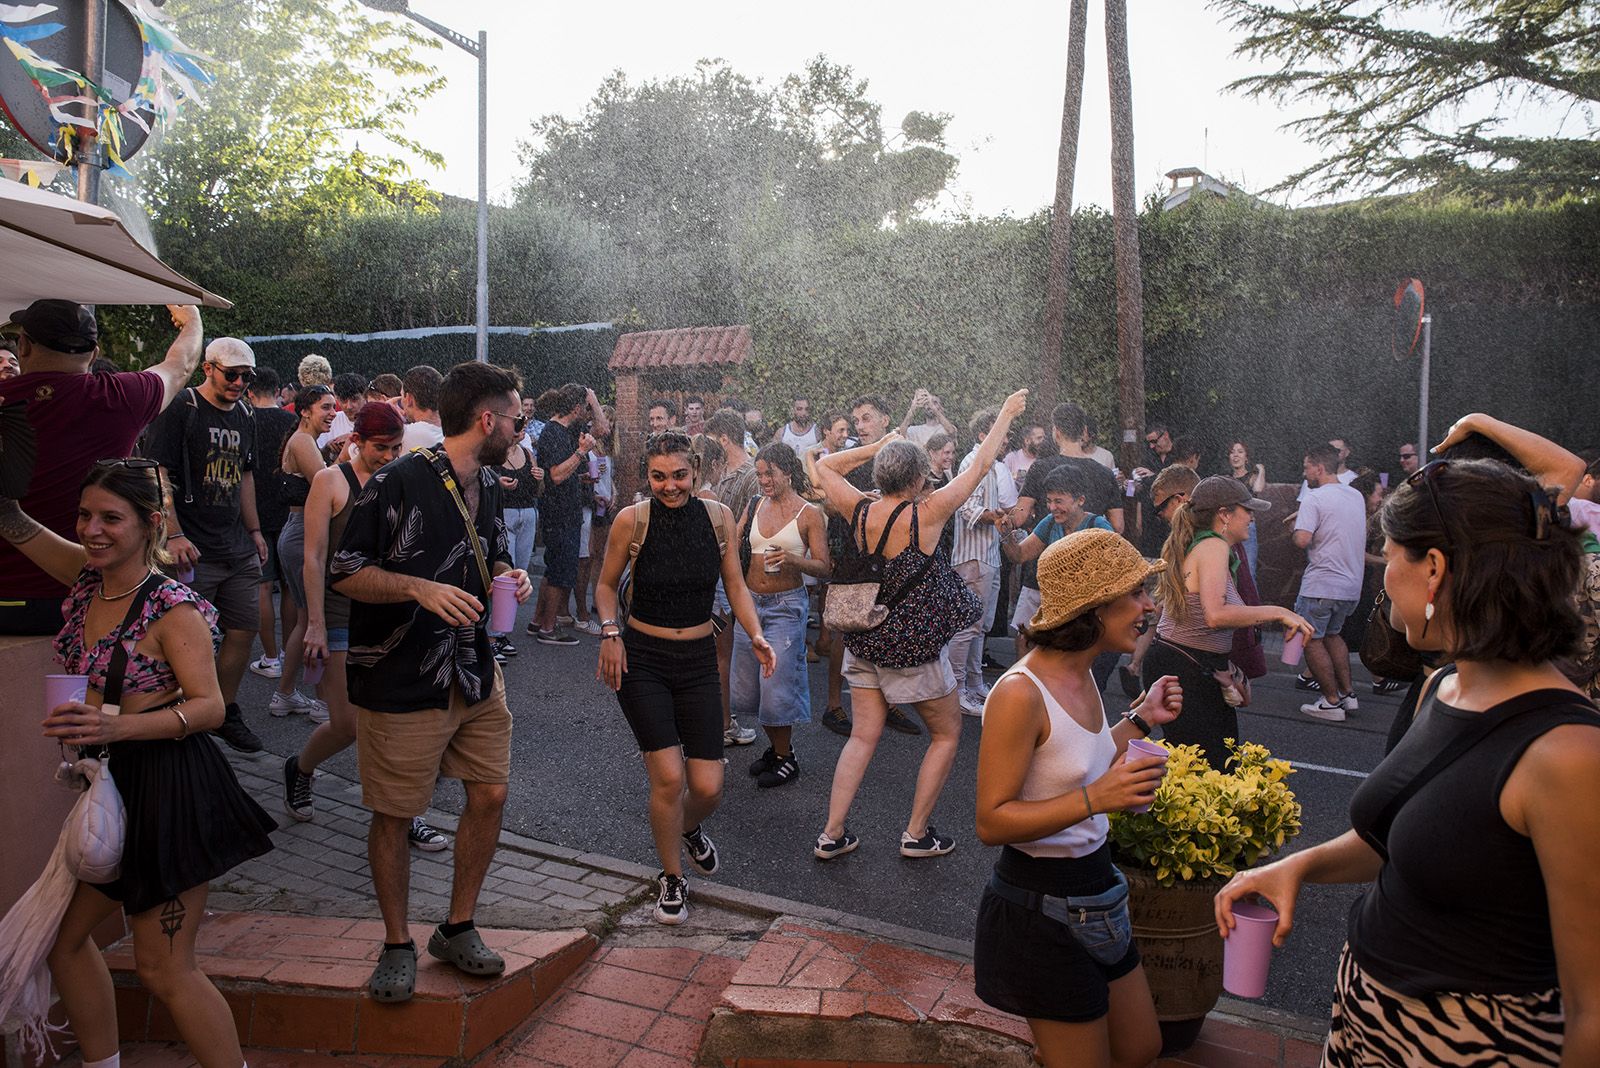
(236, 598, 1399, 1022)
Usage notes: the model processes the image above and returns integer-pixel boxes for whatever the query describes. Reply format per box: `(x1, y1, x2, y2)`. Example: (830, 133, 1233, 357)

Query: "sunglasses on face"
(489, 410, 528, 435)
(209, 364, 255, 384)
(1154, 492, 1184, 513)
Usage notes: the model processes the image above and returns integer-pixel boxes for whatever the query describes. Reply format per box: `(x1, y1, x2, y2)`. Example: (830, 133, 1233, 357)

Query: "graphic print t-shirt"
(145, 389, 255, 558)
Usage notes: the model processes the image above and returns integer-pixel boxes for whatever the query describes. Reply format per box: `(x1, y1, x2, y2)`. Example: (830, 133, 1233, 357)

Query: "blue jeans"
(504, 506, 539, 573)
(1242, 519, 1260, 582)
(731, 587, 812, 727)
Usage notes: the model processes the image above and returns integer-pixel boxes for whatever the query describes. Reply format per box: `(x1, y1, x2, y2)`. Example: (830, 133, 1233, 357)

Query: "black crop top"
(629, 497, 723, 629)
(281, 471, 310, 508)
(1347, 683, 1599, 996)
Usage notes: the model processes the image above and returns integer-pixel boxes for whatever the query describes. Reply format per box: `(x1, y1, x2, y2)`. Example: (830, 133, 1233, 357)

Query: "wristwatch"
(1122, 711, 1153, 737)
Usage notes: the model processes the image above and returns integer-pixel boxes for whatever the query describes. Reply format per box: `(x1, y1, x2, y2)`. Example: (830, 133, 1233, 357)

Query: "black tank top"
(496, 446, 541, 509)
(1348, 681, 1599, 995)
(630, 497, 722, 629)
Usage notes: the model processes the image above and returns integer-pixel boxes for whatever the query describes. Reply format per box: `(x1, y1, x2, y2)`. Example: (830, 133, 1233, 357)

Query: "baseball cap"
(6, 300, 97, 354)
(1190, 475, 1271, 514)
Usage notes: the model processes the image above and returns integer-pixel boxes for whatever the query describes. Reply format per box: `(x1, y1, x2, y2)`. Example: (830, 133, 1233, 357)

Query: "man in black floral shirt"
(332, 361, 532, 1002)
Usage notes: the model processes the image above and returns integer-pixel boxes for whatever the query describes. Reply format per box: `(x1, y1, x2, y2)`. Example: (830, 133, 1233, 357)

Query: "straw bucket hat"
(1030, 527, 1166, 631)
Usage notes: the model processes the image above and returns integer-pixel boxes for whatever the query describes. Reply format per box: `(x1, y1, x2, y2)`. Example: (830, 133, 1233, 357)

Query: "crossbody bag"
(419, 447, 494, 596)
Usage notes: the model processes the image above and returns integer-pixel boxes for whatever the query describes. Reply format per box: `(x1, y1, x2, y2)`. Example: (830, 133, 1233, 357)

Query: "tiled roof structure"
(608, 325, 752, 371)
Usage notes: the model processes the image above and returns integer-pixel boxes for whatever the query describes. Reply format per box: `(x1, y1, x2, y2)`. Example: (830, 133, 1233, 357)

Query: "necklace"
(98, 569, 153, 602)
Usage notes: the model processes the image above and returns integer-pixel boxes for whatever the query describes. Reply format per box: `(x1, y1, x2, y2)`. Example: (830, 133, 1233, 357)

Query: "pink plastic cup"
(176, 564, 195, 584)
(302, 657, 325, 686)
(1223, 901, 1280, 998)
(489, 575, 519, 635)
(1122, 737, 1170, 814)
(44, 673, 89, 715)
(1281, 631, 1306, 666)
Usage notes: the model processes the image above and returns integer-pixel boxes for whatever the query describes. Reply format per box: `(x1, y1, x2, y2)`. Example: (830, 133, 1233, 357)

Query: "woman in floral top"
(0, 459, 274, 1068)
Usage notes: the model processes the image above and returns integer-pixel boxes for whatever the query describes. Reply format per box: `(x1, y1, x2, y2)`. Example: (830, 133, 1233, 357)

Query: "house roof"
(609, 325, 752, 372)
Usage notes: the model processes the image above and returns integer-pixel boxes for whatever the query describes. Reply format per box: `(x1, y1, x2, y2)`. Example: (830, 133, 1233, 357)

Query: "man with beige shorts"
(331, 361, 532, 1003)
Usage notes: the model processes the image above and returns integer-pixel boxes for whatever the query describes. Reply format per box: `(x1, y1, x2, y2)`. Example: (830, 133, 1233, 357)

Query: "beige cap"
(1031, 527, 1166, 631)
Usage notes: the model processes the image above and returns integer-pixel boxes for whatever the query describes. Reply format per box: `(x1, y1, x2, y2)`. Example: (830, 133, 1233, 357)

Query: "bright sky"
(379, 1, 1559, 216)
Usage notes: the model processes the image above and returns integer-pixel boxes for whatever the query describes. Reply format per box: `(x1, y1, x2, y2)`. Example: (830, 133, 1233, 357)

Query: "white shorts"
(1011, 586, 1042, 632)
(579, 506, 594, 560)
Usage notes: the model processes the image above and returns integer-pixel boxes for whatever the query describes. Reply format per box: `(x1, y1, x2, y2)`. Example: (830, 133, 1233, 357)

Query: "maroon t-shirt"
(0, 370, 165, 599)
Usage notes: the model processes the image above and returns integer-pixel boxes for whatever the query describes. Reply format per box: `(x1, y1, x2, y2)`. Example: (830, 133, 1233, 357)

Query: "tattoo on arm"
(0, 498, 42, 545)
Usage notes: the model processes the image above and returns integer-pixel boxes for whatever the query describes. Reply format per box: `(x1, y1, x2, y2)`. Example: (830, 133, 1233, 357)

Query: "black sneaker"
(1372, 678, 1406, 695)
(814, 828, 859, 861)
(682, 825, 719, 875)
(1294, 674, 1321, 692)
(899, 825, 956, 858)
(535, 628, 580, 646)
(654, 872, 688, 925)
(981, 653, 1004, 673)
(498, 639, 518, 658)
(821, 706, 852, 737)
(886, 707, 923, 736)
(283, 756, 314, 822)
(748, 746, 778, 778)
(213, 703, 263, 753)
(490, 638, 508, 663)
(408, 817, 449, 852)
(756, 751, 799, 789)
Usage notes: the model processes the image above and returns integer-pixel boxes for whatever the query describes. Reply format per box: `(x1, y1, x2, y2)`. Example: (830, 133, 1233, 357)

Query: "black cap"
(7, 300, 97, 354)
(1191, 475, 1272, 513)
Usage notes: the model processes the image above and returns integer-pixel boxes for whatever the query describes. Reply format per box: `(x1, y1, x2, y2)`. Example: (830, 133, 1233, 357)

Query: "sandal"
(427, 925, 505, 977)
(369, 941, 417, 1003)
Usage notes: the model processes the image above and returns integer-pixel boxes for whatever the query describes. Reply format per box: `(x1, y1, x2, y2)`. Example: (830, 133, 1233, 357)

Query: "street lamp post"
(358, 1, 489, 363)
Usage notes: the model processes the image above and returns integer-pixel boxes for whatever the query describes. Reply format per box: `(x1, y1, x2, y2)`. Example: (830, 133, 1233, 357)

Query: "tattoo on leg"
(159, 897, 186, 947)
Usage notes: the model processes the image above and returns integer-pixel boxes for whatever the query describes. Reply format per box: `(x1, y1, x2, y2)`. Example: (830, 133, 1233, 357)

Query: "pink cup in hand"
(1223, 901, 1280, 998)
(490, 575, 519, 635)
(302, 657, 324, 686)
(1122, 737, 1169, 814)
(1281, 631, 1305, 666)
(176, 564, 194, 584)
(44, 673, 89, 715)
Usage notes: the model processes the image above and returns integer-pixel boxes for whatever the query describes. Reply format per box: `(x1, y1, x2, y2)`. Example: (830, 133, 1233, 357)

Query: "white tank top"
(748, 501, 807, 557)
(989, 664, 1118, 858)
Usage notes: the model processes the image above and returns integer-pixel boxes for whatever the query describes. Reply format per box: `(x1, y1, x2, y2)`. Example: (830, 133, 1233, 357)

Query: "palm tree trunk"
(1039, 0, 1089, 416)
(1106, 0, 1146, 476)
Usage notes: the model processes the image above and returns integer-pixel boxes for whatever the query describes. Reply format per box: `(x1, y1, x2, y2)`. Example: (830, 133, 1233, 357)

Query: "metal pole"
(75, 0, 107, 204)
(475, 30, 489, 363)
(1418, 314, 1432, 455)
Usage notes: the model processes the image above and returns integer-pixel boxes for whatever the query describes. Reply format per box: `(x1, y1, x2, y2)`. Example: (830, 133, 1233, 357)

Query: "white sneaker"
(958, 691, 987, 717)
(572, 619, 603, 636)
(269, 690, 312, 717)
(1300, 699, 1347, 722)
(723, 718, 757, 746)
(1340, 693, 1360, 712)
(307, 698, 330, 724)
(249, 656, 283, 679)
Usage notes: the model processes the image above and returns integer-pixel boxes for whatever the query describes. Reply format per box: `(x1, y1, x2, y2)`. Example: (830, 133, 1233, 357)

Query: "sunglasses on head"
(1408, 458, 1557, 544)
(209, 364, 255, 384)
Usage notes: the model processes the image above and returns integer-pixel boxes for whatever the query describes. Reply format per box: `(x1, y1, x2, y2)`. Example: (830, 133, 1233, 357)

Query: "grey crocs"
(369, 941, 416, 1002)
(427, 925, 505, 977)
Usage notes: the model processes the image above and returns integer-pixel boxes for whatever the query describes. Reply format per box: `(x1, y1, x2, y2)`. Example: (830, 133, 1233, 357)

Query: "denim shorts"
(731, 587, 812, 727)
(1295, 595, 1359, 639)
(328, 626, 349, 653)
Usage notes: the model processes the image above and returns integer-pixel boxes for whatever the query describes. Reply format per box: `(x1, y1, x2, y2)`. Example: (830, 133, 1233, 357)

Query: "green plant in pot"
(1108, 740, 1302, 1053)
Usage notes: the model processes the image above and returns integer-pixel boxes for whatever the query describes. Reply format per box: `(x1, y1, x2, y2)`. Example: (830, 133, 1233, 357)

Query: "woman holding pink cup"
(973, 528, 1184, 1068)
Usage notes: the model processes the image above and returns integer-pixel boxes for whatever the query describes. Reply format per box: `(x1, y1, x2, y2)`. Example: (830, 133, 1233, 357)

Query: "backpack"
(616, 497, 728, 624)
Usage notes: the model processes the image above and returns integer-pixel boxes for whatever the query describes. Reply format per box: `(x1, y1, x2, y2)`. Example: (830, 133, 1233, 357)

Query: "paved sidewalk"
(199, 747, 1330, 1067)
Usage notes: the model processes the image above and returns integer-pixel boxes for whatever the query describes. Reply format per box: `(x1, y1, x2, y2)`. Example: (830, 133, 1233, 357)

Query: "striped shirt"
(952, 450, 1018, 568)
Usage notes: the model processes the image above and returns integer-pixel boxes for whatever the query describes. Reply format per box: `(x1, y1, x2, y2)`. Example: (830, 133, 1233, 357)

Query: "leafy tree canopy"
(132, 0, 446, 229)
(1213, 0, 1600, 201)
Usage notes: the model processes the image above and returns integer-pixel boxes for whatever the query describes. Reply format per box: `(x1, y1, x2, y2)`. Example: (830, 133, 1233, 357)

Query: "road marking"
(1287, 760, 1369, 779)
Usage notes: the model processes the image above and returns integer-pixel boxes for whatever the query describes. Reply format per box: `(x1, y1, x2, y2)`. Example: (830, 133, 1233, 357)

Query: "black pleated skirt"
(96, 732, 277, 915)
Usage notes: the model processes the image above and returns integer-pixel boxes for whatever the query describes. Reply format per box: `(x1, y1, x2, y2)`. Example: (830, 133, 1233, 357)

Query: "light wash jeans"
(504, 505, 540, 573)
(950, 559, 998, 696)
(731, 587, 812, 726)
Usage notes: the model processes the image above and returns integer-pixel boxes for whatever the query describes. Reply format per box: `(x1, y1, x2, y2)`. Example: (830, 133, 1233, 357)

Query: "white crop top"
(748, 503, 807, 558)
(991, 664, 1118, 858)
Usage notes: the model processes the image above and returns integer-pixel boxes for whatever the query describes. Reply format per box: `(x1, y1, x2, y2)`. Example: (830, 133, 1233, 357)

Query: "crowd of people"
(0, 297, 1596, 1068)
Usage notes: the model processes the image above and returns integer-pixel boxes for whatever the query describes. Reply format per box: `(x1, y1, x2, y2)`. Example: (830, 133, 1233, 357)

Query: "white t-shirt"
(402, 420, 444, 452)
(905, 422, 942, 447)
(1296, 467, 1358, 502)
(316, 410, 353, 449)
(1088, 446, 1116, 471)
(779, 422, 821, 451)
(1295, 482, 1367, 601)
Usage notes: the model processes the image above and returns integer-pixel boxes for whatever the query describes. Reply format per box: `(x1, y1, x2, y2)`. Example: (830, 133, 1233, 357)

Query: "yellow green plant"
(1108, 740, 1301, 887)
